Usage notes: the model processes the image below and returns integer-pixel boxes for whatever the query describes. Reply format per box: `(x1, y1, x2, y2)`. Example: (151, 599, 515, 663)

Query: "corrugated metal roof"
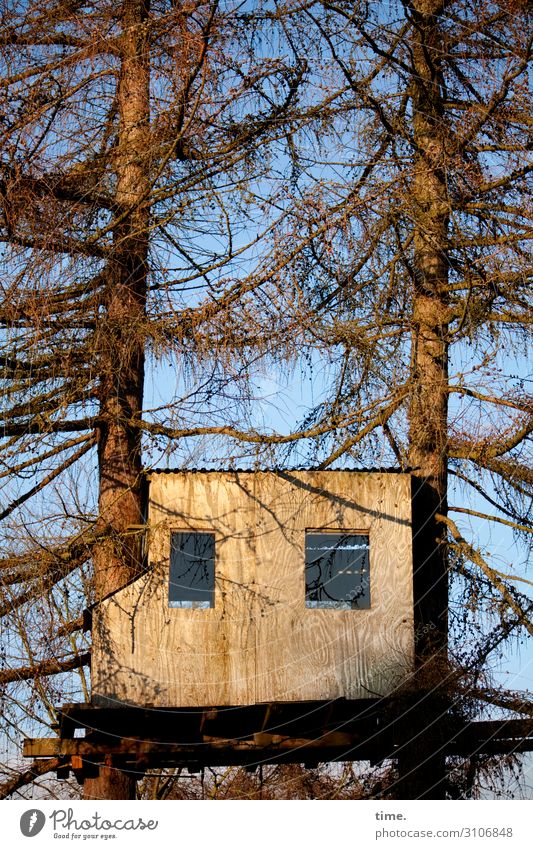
(145, 466, 408, 475)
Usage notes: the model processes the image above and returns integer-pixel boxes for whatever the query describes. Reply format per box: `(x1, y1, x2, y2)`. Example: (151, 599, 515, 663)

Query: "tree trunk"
(82, 758, 137, 801)
(399, 0, 450, 800)
(84, 0, 150, 801)
(408, 0, 449, 658)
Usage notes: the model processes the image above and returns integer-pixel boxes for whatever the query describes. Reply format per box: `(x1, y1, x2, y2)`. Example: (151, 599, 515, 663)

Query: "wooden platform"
(23, 700, 533, 783)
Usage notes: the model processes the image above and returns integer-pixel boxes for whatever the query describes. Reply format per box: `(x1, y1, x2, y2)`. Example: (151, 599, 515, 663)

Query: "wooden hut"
(91, 470, 414, 708)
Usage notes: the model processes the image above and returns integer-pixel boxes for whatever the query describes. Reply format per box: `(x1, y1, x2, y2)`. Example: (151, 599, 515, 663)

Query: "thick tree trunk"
(398, 0, 450, 800)
(408, 0, 449, 659)
(82, 759, 137, 802)
(84, 0, 150, 801)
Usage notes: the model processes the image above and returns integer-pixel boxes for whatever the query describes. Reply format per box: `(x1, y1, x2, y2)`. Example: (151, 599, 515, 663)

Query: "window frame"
(304, 528, 371, 611)
(168, 529, 216, 610)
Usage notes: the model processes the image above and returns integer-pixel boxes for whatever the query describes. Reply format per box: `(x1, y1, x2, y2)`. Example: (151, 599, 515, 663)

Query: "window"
(169, 532, 215, 608)
(305, 532, 370, 609)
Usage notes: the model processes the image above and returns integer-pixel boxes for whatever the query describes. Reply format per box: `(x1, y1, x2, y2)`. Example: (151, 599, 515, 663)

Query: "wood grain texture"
(91, 471, 414, 707)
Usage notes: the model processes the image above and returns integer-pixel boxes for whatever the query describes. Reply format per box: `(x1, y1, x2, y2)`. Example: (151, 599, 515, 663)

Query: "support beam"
(24, 714, 533, 783)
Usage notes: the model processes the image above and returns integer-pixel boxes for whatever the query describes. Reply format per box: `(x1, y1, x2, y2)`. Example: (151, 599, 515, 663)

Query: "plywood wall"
(91, 471, 414, 707)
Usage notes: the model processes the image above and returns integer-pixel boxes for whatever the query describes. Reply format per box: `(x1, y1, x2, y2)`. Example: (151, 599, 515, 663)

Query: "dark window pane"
(169, 532, 215, 608)
(305, 532, 370, 609)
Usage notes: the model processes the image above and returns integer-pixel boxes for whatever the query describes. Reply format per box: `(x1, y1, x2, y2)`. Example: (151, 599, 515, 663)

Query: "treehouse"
(91, 470, 415, 709)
